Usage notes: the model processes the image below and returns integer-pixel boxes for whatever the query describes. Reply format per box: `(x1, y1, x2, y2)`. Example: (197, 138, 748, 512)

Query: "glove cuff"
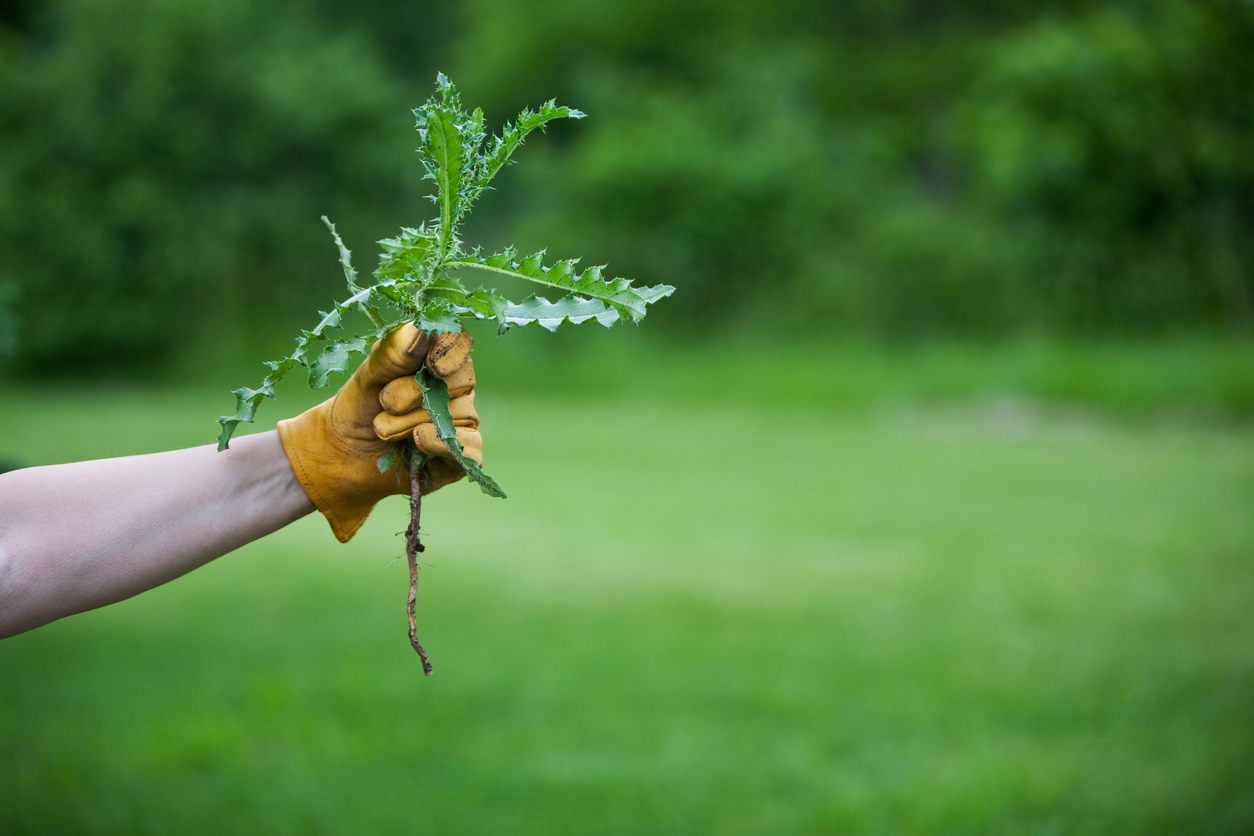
(277, 401, 408, 543)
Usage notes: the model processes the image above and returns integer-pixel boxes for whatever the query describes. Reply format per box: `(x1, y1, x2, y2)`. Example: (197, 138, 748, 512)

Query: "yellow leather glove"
(277, 324, 482, 543)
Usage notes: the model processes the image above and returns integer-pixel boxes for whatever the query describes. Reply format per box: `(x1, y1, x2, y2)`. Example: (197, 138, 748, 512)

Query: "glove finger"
(449, 391, 478, 429)
(329, 323, 432, 446)
(442, 357, 475, 398)
(379, 375, 423, 415)
(410, 392, 475, 427)
(421, 457, 466, 495)
(358, 323, 431, 390)
(426, 329, 472, 378)
(414, 423, 483, 463)
(374, 407, 430, 442)
(373, 392, 477, 441)
(379, 360, 475, 414)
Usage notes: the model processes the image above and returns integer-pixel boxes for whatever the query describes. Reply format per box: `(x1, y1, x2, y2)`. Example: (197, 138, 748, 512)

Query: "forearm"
(0, 430, 314, 638)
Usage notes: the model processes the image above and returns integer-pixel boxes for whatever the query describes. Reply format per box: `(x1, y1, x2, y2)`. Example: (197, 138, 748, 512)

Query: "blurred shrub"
(960, 1, 1254, 332)
(0, 281, 16, 357)
(447, 0, 1253, 337)
(0, 0, 417, 373)
(0, 0, 1250, 375)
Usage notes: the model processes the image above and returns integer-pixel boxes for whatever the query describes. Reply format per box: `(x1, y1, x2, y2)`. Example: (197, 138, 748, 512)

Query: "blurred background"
(1, 0, 1252, 832)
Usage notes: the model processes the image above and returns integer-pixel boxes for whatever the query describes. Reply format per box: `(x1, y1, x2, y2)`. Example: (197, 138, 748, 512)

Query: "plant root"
(406, 465, 433, 675)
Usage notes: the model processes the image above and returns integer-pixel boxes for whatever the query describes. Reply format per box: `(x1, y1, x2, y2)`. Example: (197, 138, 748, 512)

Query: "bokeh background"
(2, 0, 1253, 832)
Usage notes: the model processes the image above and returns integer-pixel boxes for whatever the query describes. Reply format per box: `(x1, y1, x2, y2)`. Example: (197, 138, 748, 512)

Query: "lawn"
(2, 345, 1253, 834)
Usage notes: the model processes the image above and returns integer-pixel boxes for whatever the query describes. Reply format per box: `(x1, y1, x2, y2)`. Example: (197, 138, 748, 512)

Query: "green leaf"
(416, 369, 507, 498)
(375, 226, 437, 282)
(219, 74, 672, 481)
(308, 335, 371, 389)
(451, 250, 675, 323)
(215, 357, 295, 451)
(216, 282, 401, 450)
(322, 216, 360, 291)
(441, 286, 511, 332)
(465, 99, 585, 211)
(424, 271, 470, 297)
(323, 216, 385, 328)
(376, 447, 398, 475)
(414, 296, 463, 334)
(414, 75, 466, 258)
(500, 294, 620, 331)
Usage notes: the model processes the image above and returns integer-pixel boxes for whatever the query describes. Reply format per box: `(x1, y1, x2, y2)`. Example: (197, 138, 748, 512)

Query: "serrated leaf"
(216, 282, 400, 449)
(308, 335, 371, 389)
(322, 216, 360, 291)
(323, 217, 385, 328)
(425, 272, 469, 296)
(451, 250, 675, 323)
(375, 226, 437, 283)
(463, 99, 585, 213)
(414, 80, 466, 258)
(442, 286, 511, 332)
(414, 296, 463, 333)
(216, 388, 269, 451)
(376, 447, 398, 475)
(219, 74, 672, 478)
(416, 369, 507, 498)
(500, 294, 621, 331)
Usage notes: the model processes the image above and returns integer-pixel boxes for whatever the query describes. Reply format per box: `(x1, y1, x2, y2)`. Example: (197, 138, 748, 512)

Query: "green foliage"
(415, 369, 506, 498)
(0, 282, 16, 358)
(2, 0, 1250, 376)
(217, 75, 673, 497)
(448, 0, 1254, 336)
(375, 446, 398, 476)
(956, 1, 1254, 330)
(0, 0, 417, 373)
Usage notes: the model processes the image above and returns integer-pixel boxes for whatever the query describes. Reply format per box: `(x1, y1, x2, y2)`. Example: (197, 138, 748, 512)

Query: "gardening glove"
(277, 324, 481, 543)
(373, 330, 480, 449)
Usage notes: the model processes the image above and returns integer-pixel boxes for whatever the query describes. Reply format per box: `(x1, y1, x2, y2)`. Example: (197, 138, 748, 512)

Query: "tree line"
(1, 0, 1250, 372)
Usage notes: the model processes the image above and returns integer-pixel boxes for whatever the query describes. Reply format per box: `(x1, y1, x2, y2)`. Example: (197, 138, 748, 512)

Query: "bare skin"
(0, 430, 314, 638)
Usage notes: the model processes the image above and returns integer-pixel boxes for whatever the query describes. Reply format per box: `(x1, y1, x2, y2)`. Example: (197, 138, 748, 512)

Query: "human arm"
(0, 430, 313, 638)
(0, 324, 481, 639)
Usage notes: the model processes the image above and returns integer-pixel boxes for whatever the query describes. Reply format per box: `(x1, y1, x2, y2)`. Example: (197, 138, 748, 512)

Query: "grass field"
(2, 343, 1253, 834)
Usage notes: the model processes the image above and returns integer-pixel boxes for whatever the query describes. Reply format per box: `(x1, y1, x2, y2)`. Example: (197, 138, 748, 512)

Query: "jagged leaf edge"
(323, 216, 387, 327)
(307, 334, 372, 389)
(216, 282, 401, 450)
(374, 225, 438, 283)
(415, 369, 506, 498)
(449, 249, 675, 323)
(442, 287, 622, 332)
(464, 99, 585, 213)
(414, 74, 466, 259)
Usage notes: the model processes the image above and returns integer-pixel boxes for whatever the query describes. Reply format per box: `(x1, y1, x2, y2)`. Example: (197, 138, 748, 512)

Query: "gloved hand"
(277, 324, 482, 543)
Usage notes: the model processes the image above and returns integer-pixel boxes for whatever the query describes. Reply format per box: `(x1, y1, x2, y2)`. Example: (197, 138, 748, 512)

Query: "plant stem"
(405, 462, 433, 675)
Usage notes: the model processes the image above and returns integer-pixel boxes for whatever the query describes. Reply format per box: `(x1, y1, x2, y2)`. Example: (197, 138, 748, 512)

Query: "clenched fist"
(277, 324, 483, 542)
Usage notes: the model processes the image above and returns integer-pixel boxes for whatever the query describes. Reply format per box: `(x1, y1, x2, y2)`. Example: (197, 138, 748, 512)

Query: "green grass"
(466, 329, 1254, 417)
(2, 348, 1253, 834)
(175, 328, 1254, 419)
